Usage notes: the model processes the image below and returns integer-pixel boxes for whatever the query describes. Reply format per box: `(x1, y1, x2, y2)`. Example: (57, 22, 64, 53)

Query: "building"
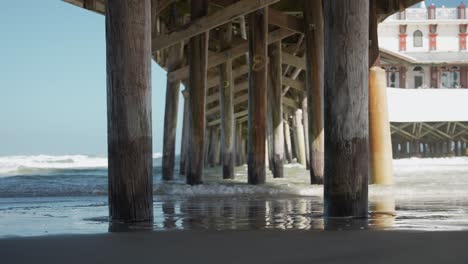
(379, 2, 468, 89)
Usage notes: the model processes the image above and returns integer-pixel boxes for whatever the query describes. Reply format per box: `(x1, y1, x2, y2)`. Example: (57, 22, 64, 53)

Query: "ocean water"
(1, 154, 468, 237)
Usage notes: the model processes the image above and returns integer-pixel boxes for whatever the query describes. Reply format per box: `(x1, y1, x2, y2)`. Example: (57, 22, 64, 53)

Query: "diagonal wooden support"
(168, 28, 295, 83)
(390, 124, 418, 140)
(268, 7, 304, 33)
(152, 0, 280, 51)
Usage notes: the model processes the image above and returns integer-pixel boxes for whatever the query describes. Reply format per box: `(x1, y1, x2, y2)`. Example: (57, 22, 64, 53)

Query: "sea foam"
(0, 153, 162, 176)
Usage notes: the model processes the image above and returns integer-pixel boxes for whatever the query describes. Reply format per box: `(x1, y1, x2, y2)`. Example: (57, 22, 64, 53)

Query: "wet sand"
(1, 230, 467, 264)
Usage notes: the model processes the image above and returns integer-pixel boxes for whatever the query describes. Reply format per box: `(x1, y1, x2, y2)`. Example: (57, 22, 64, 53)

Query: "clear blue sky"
(0, 0, 458, 156)
(0, 0, 183, 155)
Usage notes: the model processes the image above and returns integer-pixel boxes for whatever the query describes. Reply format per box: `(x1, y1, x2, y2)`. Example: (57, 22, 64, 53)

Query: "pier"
(62, 0, 443, 225)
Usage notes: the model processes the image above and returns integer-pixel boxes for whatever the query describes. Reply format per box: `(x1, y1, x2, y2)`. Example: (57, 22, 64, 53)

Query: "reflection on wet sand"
(156, 197, 326, 231)
(152, 194, 398, 231)
(370, 193, 396, 229)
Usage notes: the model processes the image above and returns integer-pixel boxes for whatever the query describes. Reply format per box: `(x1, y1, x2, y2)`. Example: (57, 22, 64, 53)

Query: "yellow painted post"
(369, 67, 394, 185)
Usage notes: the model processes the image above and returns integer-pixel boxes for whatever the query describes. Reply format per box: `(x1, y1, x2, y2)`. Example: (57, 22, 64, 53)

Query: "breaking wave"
(0, 153, 162, 177)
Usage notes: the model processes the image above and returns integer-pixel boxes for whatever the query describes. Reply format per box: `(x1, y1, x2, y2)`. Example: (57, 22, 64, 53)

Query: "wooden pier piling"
(268, 41, 284, 178)
(219, 22, 235, 179)
(162, 5, 184, 181)
(106, 0, 153, 225)
(324, 0, 369, 218)
(284, 114, 293, 164)
(294, 108, 307, 166)
(303, 0, 325, 184)
(301, 97, 310, 170)
(179, 91, 189, 175)
(247, 8, 268, 185)
(369, 67, 394, 185)
(186, 0, 208, 185)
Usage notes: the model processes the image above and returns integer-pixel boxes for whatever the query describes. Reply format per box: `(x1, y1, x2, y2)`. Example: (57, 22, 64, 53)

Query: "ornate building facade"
(379, 2, 468, 89)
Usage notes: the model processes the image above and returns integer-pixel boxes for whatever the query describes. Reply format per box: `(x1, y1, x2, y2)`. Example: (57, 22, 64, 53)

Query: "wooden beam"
(206, 93, 248, 116)
(283, 77, 305, 92)
(186, 0, 209, 185)
(206, 91, 295, 119)
(207, 64, 249, 89)
(282, 52, 305, 70)
(283, 96, 298, 109)
(106, 0, 153, 226)
(209, 110, 249, 126)
(268, 7, 304, 33)
(168, 28, 295, 83)
(247, 8, 268, 185)
(152, 0, 280, 51)
(207, 81, 248, 104)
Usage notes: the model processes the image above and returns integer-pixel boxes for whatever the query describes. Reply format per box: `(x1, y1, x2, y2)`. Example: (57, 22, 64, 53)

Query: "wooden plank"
(268, 7, 304, 33)
(168, 28, 295, 83)
(152, 0, 280, 51)
(207, 64, 249, 89)
(282, 52, 306, 70)
(206, 81, 248, 104)
(283, 96, 298, 109)
(303, 0, 325, 184)
(209, 110, 249, 126)
(247, 8, 268, 185)
(186, 0, 209, 185)
(283, 77, 305, 91)
(106, 0, 153, 225)
(206, 93, 248, 116)
(323, 0, 369, 218)
(219, 22, 235, 180)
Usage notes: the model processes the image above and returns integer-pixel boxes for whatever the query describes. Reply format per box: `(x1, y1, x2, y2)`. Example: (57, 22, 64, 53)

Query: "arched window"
(413, 30, 423, 47)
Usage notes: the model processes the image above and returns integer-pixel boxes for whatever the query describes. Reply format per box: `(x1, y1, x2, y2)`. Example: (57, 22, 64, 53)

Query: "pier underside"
(63, 0, 423, 222)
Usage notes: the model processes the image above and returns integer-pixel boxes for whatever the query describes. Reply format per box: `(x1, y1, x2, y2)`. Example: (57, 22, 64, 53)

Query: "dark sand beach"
(1, 230, 468, 264)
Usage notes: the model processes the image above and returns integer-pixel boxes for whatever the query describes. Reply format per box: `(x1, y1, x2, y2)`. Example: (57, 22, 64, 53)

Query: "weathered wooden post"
(207, 127, 215, 167)
(214, 128, 221, 166)
(106, 0, 153, 225)
(294, 108, 307, 166)
(204, 125, 212, 166)
(414, 140, 421, 157)
(303, 0, 325, 184)
(301, 97, 310, 169)
(219, 23, 235, 179)
(268, 41, 284, 178)
(324, 0, 369, 217)
(179, 90, 189, 175)
(186, 0, 208, 185)
(284, 114, 293, 163)
(235, 122, 244, 166)
(247, 8, 268, 185)
(369, 67, 394, 185)
(162, 5, 184, 181)
(290, 120, 299, 161)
